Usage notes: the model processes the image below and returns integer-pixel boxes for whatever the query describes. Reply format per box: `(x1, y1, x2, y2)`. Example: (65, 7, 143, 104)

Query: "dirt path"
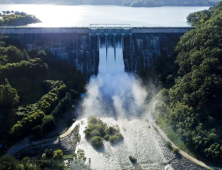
(60, 121, 79, 139)
(6, 121, 79, 156)
(6, 137, 57, 156)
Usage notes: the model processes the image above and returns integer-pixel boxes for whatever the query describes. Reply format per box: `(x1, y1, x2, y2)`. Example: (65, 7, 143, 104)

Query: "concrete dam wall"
(0, 27, 194, 74)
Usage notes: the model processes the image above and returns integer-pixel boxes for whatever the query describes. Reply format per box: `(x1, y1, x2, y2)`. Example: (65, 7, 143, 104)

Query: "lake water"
(0, 5, 210, 27)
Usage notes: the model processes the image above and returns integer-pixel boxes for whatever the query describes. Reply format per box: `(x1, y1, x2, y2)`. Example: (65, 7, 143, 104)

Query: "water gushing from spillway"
(72, 36, 173, 170)
(98, 36, 124, 75)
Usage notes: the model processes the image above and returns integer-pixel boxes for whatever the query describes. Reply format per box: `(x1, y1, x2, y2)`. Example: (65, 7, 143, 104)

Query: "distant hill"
(0, 0, 218, 6)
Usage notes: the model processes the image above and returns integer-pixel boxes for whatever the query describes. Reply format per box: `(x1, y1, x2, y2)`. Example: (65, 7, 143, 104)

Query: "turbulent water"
(72, 36, 172, 170)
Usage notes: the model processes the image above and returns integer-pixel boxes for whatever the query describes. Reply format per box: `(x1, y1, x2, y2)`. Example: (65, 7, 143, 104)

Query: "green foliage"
(160, 2, 222, 162)
(84, 116, 124, 147)
(129, 155, 137, 163)
(9, 110, 45, 140)
(104, 134, 110, 141)
(130, 0, 159, 7)
(173, 147, 180, 154)
(109, 133, 124, 145)
(0, 155, 20, 170)
(187, 2, 222, 25)
(36, 50, 47, 61)
(0, 35, 86, 144)
(106, 126, 119, 135)
(44, 149, 54, 159)
(5, 0, 215, 6)
(0, 13, 40, 26)
(90, 130, 100, 138)
(90, 136, 103, 149)
(51, 92, 72, 118)
(187, 9, 212, 25)
(71, 149, 92, 169)
(38, 81, 66, 114)
(84, 116, 107, 139)
(0, 78, 19, 108)
(77, 149, 85, 160)
(0, 57, 48, 84)
(53, 150, 63, 160)
(6, 45, 23, 63)
(166, 141, 172, 149)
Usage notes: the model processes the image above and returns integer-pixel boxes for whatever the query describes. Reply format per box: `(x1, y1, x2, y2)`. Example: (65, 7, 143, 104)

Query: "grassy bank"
(156, 117, 222, 167)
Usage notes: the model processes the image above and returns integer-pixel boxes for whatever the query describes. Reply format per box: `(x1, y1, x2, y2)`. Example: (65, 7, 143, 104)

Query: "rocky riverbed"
(15, 125, 80, 159)
(14, 119, 207, 170)
(153, 128, 206, 170)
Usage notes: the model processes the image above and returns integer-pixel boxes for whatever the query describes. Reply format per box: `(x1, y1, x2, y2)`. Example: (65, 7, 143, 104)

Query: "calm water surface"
(0, 5, 210, 27)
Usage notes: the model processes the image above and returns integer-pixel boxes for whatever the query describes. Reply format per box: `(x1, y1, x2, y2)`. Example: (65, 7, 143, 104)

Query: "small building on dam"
(0, 25, 194, 74)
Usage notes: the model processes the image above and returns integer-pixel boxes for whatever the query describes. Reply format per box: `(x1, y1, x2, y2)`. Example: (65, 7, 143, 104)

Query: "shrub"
(84, 128, 91, 139)
(53, 150, 63, 160)
(41, 115, 55, 132)
(90, 130, 100, 138)
(90, 136, 103, 149)
(104, 134, 110, 141)
(166, 141, 172, 149)
(109, 133, 124, 145)
(94, 124, 106, 137)
(173, 147, 179, 154)
(84, 117, 107, 139)
(129, 155, 137, 163)
(106, 126, 118, 135)
(45, 149, 54, 158)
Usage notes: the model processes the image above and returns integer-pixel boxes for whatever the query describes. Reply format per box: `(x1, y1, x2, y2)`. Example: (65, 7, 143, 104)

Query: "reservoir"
(0, 5, 210, 27)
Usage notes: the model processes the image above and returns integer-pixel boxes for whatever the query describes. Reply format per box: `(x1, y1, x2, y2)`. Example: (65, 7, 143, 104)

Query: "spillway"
(0, 27, 194, 74)
(71, 35, 174, 170)
(98, 36, 125, 75)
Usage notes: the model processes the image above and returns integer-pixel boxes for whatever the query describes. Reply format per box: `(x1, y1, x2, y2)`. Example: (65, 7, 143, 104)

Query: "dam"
(0, 26, 194, 74)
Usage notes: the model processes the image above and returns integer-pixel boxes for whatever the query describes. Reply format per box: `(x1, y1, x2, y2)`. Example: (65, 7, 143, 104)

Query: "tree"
(0, 79, 19, 108)
(90, 136, 103, 149)
(53, 150, 63, 160)
(164, 1, 222, 162)
(0, 156, 20, 170)
(6, 46, 23, 63)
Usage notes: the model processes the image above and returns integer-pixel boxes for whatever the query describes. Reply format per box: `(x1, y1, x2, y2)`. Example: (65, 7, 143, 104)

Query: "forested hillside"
(0, 0, 217, 6)
(0, 37, 86, 152)
(156, 1, 222, 163)
(0, 12, 40, 26)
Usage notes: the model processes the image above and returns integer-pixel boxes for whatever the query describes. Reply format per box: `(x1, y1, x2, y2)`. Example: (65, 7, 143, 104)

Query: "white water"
(99, 37, 124, 75)
(72, 36, 170, 169)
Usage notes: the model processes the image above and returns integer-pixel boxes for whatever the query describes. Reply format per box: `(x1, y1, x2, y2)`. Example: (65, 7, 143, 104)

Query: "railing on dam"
(0, 26, 194, 35)
(132, 27, 195, 33)
(89, 24, 132, 36)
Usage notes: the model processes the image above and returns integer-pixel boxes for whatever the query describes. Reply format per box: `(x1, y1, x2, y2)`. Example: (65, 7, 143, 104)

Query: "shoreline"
(6, 115, 222, 170)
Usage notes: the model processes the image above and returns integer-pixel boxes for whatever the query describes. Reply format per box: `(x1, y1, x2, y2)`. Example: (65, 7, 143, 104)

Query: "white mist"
(72, 36, 171, 170)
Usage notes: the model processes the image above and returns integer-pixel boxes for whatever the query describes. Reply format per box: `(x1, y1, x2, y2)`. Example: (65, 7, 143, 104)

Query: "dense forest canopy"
(0, 37, 86, 151)
(0, 0, 218, 6)
(0, 11, 40, 26)
(157, 1, 222, 163)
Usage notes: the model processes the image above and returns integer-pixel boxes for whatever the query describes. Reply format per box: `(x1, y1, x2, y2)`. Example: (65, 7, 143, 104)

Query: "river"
(0, 5, 210, 27)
